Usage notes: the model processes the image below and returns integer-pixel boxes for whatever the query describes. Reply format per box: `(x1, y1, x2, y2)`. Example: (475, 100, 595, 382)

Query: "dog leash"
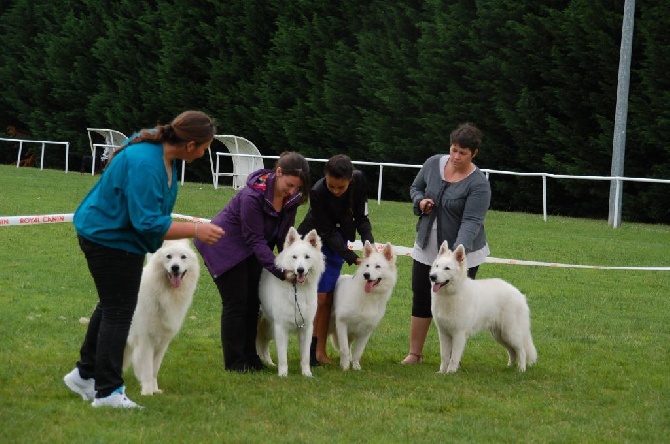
(293, 282, 305, 329)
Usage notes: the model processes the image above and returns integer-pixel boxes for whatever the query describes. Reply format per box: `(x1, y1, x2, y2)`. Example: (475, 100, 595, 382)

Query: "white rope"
(344, 243, 670, 271)
(0, 213, 73, 226)
(2, 212, 669, 271)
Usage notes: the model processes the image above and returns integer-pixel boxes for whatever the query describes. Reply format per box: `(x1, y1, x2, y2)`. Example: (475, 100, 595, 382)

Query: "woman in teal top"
(74, 136, 180, 253)
(63, 110, 224, 409)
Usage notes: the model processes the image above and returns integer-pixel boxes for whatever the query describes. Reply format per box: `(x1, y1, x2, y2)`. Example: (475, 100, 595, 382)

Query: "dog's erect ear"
(305, 229, 321, 249)
(454, 244, 466, 264)
(439, 241, 450, 255)
(363, 240, 374, 258)
(285, 226, 299, 248)
(383, 242, 395, 263)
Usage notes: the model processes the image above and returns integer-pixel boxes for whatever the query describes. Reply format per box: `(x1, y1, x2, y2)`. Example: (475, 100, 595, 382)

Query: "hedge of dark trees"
(1, 0, 668, 223)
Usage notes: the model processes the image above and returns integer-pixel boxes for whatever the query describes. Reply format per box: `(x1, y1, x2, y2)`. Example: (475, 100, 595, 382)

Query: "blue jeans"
(74, 236, 144, 397)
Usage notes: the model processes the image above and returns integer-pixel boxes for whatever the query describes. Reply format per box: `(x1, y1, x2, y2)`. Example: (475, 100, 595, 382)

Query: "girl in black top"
(298, 154, 374, 365)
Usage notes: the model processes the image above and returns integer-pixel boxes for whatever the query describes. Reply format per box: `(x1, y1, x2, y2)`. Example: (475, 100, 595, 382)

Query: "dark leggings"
(411, 259, 479, 318)
(214, 256, 263, 371)
(75, 236, 144, 397)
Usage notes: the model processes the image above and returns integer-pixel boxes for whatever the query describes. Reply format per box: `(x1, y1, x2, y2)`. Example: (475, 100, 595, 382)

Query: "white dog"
(330, 241, 397, 371)
(256, 227, 325, 377)
(430, 241, 537, 373)
(123, 239, 200, 395)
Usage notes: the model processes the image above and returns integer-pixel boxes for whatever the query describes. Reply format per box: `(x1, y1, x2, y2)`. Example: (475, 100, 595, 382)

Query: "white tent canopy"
(86, 128, 264, 188)
(211, 135, 265, 189)
(86, 128, 128, 175)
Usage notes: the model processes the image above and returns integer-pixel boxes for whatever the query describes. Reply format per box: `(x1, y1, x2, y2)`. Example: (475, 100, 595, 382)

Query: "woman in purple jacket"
(196, 152, 310, 372)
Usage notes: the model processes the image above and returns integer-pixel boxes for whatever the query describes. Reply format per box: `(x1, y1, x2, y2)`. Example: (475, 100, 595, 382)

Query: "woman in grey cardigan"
(400, 123, 491, 365)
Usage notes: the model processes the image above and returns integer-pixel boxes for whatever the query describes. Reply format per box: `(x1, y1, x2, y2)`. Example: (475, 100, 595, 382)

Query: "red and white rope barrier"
(2, 212, 669, 271)
(0, 213, 73, 226)
(345, 241, 670, 271)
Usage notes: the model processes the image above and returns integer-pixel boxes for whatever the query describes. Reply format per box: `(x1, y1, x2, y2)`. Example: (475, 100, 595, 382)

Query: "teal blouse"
(74, 141, 176, 254)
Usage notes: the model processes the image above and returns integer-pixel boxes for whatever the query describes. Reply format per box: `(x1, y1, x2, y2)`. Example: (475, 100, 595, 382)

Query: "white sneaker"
(92, 386, 143, 409)
(63, 368, 96, 401)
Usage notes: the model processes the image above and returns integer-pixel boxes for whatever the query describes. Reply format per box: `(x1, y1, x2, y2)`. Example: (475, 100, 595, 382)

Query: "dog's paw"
(352, 361, 362, 371)
(437, 364, 459, 374)
(259, 355, 276, 367)
(140, 381, 162, 395)
(445, 359, 461, 373)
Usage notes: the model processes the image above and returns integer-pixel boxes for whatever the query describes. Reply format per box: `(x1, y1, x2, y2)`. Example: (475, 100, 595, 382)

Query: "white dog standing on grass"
(430, 241, 537, 374)
(330, 241, 397, 371)
(256, 227, 325, 377)
(123, 239, 200, 395)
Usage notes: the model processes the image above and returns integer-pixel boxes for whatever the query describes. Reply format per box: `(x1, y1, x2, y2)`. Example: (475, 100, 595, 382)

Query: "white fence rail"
(0, 137, 70, 172)
(480, 169, 670, 224)
(214, 152, 669, 224)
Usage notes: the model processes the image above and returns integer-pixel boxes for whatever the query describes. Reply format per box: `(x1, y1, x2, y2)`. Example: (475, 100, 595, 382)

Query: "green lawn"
(1, 165, 668, 443)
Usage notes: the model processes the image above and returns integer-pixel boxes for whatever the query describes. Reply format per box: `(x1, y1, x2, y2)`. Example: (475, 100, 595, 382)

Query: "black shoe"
(248, 356, 267, 372)
(226, 358, 254, 373)
(227, 364, 251, 373)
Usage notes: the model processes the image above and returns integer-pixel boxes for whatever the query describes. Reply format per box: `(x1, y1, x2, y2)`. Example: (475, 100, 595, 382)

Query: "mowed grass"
(0, 165, 669, 443)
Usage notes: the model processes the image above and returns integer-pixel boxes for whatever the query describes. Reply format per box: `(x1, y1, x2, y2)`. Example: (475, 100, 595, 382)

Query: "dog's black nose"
(171, 264, 180, 273)
(296, 267, 304, 275)
(429, 274, 437, 282)
(363, 272, 371, 280)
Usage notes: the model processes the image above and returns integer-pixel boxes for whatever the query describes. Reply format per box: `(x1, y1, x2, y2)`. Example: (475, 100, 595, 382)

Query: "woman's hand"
(283, 269, 297, 283)
(420, 199, 434, 214)
(195, 222, 224, 245)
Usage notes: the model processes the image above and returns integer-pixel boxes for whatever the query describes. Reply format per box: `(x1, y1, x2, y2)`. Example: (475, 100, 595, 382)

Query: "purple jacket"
(195, 169, 303, 280)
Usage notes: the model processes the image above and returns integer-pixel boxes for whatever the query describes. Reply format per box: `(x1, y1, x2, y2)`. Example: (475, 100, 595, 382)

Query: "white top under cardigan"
(412, 155, 490, 267)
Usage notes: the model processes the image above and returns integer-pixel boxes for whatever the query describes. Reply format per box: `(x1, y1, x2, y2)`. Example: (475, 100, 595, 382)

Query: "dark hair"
(107, 110, 216, 165)
(276, 151, 311, 204)
(450, 122, 483, 152)
(324, 154, 353, 180)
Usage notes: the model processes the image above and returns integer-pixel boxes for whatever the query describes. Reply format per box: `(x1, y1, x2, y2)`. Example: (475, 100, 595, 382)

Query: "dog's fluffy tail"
(122, 340, 134, 372)
(525, 334, 538, 366)
(255, 315, 275, 366)
(329, 331, 340, 351)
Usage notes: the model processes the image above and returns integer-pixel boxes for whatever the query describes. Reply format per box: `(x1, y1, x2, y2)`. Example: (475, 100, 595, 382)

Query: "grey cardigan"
(410, 154, 491, 253)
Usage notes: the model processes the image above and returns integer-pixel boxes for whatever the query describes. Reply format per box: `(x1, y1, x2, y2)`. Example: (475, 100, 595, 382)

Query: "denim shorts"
(317, 244, 345, 293)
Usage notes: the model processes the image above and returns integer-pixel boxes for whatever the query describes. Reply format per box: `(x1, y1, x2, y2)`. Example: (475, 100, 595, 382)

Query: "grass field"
(1, 165, 669, 443)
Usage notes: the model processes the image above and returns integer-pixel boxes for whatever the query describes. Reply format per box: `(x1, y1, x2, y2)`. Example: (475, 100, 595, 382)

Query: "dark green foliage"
(0, 0, 667, 222)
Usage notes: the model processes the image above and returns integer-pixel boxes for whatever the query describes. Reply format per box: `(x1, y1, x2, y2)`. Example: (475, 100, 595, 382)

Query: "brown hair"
(450, 122, 483, 152)
(276, 151, 311, 204)
(107, 110, 216, 165)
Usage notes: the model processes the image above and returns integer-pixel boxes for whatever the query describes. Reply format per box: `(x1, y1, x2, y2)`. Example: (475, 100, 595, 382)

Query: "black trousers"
(214, 256, 263, 371)
(411, 259, 479, 318)
(75, 236, 144, 397)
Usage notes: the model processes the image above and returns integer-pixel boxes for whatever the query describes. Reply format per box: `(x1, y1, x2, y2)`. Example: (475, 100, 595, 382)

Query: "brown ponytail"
(106, 110, 216, 166)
